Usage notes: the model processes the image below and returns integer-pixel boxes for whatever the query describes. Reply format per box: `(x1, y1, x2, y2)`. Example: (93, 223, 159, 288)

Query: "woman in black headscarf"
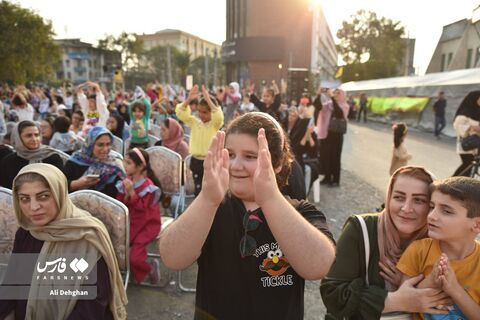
(452, 91, 480, 176)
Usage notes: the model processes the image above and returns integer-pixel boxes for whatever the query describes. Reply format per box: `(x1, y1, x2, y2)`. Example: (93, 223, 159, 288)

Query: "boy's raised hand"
(201, 131, 229, 206)
(254, 128, 281, 206)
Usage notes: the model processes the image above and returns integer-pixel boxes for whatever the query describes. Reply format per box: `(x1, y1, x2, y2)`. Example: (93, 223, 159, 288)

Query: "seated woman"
(107, 114, 130, 141)
(0, 121, 63, 189)
(65, 126, 125, 199)
(157, 118, 189, 159)
(0, 163, 127, 319)
(321, 166, 451, 319)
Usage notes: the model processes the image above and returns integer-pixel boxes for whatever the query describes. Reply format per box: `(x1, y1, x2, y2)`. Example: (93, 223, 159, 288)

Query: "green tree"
(336, 10, 406, 81)
(98, 32, 143, 71)
(174, 51, 191, 86)
(0, 1, 61, 83)
(189, 55, 217, 86)
(141, 45, 179, 82)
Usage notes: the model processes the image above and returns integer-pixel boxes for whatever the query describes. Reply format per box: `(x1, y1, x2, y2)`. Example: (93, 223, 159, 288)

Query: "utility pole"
(213, 48, 218, 88)
(204, 48, 209, 88)
(167, 46, 173, 85)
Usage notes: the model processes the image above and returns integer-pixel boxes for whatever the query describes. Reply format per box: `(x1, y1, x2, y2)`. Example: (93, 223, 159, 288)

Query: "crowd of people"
(0, 80, 480, 319)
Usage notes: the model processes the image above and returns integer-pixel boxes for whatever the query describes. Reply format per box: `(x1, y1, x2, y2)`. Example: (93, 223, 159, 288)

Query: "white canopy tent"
(339, 68, 480, 136)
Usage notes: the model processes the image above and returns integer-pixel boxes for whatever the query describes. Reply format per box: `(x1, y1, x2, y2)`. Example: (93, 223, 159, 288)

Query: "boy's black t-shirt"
(195, 194, 334, 320)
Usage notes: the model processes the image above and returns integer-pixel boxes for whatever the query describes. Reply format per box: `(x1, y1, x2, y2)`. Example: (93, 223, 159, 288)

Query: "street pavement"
(343, 121, 458, 193)
(126, 121, 457, 319)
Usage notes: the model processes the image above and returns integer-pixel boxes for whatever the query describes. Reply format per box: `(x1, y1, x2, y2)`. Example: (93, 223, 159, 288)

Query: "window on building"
(67, 72, 71, 79)
(466, 48, 473, 68)
(77, 60, 82, 67)
(66, 59, 70, 67)
(441, 54, 446, 72)
(475, 47, 480, 67)
(88, 60, 92, 67)
(447, 53, 453, 66)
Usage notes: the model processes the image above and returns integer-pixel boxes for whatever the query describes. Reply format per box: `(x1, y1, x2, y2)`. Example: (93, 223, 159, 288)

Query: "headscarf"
(162, 118, 185, 150)
(69, 126, 125, 191)
(110, 114, 126, 140)
(11, 121, 58, 163)
(117, 103, 130, 125)
(12, 163, 127, 320)
(455, 91, 480, 121)
(315, 89, 349, 140)
(226, 82, 241, 105)
(377, 165, 435, 291)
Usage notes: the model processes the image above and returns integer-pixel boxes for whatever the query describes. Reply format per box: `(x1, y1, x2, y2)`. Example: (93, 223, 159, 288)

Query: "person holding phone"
(65, 126, 125, 198)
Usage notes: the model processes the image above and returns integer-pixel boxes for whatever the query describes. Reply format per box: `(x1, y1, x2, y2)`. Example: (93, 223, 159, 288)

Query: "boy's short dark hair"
(53, 116, 71, 133)
(430, 177, 480, 218)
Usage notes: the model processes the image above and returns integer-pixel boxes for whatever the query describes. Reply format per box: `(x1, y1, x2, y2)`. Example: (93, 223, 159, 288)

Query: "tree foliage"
(336, 10, 406, 81)
(0, 1, 61, 83)
(98, 32, 143, 71)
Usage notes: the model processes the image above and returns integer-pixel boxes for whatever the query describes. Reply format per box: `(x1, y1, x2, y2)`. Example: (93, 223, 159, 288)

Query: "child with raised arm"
(397, 176, 480, 319)
(128, 87, 151, 150)
(76, 81, 109, 137)
(175, 84, 224, 196)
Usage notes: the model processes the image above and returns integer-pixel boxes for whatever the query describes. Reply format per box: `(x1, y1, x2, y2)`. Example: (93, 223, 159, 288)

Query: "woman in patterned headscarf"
(65, 126, 125, 198)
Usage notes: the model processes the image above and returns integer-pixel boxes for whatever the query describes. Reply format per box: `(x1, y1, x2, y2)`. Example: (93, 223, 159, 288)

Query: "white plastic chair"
(0, 188, 16, 280)
(70, 190, 130, 290)
(111, 135, 124, 155)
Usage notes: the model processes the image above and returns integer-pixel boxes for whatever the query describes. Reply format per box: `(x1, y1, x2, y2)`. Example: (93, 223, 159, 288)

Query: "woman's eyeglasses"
(239, 209, 263, 258)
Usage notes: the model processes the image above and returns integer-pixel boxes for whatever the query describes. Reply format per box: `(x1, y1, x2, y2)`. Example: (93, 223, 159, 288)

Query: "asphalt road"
(343, 121, 458, 193)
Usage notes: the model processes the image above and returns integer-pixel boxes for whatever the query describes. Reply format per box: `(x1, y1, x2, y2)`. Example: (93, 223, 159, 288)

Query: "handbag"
(328, 103, 347, 134)
(461, 134, 480, 151)
(356, 215, 413, 320)
(328, 118, 347, 134)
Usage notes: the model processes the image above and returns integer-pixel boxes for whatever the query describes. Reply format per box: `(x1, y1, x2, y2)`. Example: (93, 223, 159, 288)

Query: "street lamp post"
(278, 63, 283, 84)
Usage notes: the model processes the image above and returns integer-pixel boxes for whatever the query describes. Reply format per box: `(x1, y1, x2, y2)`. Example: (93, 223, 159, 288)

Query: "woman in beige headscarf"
(0, 163, 127, 319)
(321, 166, 451, 319)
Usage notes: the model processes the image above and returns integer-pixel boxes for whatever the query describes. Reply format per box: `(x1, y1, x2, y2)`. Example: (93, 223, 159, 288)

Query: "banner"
(355, 96, 430, 114)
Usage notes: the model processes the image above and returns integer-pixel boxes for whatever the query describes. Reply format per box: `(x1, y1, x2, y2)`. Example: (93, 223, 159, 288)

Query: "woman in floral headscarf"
(0, 163, 127, 319)
(321, 166, 451, 319)
(65, 126, 125, 198)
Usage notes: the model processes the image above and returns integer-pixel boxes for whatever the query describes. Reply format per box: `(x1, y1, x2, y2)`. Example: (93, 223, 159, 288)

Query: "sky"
(13, 0, 480, 75)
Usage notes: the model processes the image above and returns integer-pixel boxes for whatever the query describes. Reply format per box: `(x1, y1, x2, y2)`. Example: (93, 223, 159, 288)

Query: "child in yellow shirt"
(397, 176, 480, 319)
(175, 85, 224, 196)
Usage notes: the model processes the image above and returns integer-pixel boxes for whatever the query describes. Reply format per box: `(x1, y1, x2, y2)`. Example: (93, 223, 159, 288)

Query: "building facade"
(426, 5, 480, 73)
(221, 0, 337, 91)
(137, 29, 221, 60)
(54, 39, 121, 85)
